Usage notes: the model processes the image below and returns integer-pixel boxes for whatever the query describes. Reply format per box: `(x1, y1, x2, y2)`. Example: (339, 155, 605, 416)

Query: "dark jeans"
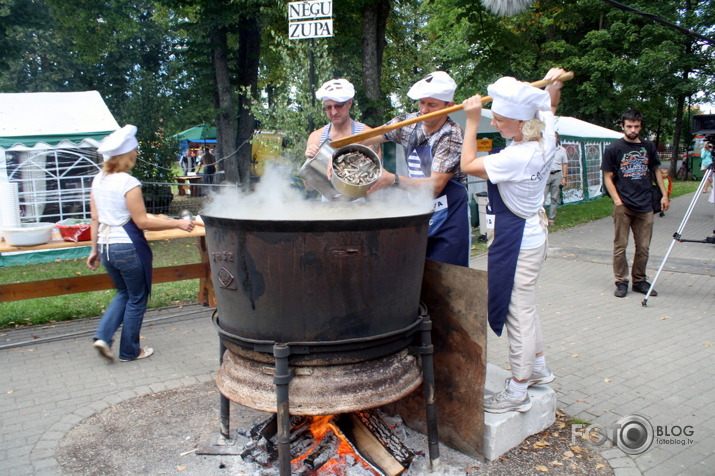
(93, 243, 149, 360)
(612, 204, 654, 284)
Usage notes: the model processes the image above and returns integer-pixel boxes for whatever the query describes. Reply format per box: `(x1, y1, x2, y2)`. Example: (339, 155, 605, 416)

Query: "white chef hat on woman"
(97, 125, 138, 161)
(315, 79, 355, 102)
(407, 71, 457, 102)
(487, 77, 551, 121)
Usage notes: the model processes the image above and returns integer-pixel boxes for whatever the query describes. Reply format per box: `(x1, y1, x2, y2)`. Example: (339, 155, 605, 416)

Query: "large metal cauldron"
(203, 211, 431, 354)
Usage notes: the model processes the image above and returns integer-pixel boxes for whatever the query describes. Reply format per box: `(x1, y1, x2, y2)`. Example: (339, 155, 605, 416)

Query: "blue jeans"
(93, 243, 149, 360)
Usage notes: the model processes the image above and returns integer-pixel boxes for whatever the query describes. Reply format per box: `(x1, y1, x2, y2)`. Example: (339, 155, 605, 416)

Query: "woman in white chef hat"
(87, 125, 194, 362)
(460, 68, 567, 414)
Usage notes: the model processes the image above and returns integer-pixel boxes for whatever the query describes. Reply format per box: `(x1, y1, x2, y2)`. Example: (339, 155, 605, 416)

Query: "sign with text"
(288, 0, 333, 40)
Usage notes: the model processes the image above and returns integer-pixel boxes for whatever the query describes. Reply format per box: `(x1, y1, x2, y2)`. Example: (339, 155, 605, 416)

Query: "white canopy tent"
(0, 91, 119, 222)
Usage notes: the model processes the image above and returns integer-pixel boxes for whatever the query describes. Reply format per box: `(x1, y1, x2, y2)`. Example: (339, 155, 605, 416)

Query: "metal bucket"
(330, 144, 382, 199)
(297, 142, 343, 200)
(203, 211, 431, 345)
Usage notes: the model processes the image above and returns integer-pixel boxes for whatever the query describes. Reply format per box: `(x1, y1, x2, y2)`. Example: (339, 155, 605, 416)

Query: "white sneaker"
(484, 379, 532, 413)
(92, 339, 114, 361)
(527, 366, 555, 387)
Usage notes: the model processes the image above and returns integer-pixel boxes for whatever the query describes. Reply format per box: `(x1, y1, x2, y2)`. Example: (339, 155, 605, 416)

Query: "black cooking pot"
(203, 211, 431, 345)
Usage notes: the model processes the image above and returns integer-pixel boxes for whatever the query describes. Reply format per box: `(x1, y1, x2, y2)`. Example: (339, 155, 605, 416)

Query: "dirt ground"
(56, 381, 613, 475)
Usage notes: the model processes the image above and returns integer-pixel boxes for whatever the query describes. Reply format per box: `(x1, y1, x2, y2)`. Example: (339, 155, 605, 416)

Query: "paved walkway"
(472, 191, 714, 476)
(0, 192, 712, 476)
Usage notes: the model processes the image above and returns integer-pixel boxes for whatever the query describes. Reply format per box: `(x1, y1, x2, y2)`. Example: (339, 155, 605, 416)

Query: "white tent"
(0, 91, 119, 222)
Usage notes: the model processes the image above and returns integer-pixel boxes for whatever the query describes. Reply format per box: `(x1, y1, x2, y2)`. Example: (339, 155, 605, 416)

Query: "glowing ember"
(291, 415, 380, 475)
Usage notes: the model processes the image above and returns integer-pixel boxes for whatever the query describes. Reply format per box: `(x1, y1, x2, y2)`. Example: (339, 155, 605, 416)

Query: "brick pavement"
(0, 306, 219, 476)
(472, 192, 714, 476)
(0, 192, 712, 476)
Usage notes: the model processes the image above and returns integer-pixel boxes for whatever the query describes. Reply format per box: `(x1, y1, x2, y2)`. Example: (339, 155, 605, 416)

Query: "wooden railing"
(0, 228, 214, 306)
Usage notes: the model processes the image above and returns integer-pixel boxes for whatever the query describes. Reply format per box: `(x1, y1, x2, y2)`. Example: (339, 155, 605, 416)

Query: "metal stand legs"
(273, 344, 292, 476)
(219, 340, 230, 439)
(417, 311, 441, 469)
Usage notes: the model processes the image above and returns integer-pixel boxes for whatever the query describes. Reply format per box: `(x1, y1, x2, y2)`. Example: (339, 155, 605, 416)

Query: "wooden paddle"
(330, 71, 574, 149)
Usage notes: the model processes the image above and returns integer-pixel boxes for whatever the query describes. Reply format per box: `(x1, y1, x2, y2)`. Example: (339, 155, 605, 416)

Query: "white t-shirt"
(91, 172, 142, 244)
(483, 111, 556, 249)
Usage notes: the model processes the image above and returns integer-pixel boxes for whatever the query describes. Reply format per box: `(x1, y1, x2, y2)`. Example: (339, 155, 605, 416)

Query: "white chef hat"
(315, 79, 355, 102)
(407, 71, 457, 103)
(97, 125, 138, 161)
(487, 77, 551, 121)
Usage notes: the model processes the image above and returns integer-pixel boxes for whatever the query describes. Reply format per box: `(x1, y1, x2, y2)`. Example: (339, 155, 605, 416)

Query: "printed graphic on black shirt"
(619, 148, 650, 180)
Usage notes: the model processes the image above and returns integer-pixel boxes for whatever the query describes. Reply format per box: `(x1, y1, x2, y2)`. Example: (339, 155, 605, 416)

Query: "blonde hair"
(520, 117, 546, 142)
(103, 151, 136, 174)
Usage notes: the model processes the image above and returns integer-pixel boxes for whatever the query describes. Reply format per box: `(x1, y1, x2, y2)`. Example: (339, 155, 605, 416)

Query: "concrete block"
(482, 364, 556, 461)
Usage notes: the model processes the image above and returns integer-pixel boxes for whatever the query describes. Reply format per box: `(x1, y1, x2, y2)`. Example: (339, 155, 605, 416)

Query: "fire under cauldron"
(203, 209, 440, 474)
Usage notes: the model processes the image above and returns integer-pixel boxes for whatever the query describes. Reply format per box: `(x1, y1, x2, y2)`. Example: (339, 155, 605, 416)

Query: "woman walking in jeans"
(87, 125, 194, 362)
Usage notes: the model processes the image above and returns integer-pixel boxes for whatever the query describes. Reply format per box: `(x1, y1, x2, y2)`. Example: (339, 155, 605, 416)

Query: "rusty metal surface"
(216, 349, 423, 415)
(203, 212, 431, 344)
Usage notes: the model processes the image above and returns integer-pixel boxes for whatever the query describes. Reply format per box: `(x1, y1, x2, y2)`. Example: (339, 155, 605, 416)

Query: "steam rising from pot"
(202, 163, 434, 221)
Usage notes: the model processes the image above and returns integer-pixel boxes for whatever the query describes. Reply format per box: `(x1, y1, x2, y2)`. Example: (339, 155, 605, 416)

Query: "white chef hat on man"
(97, 125, 138, 161)
(487, 77, 551, 121)
(407, 71, 457, 103)
(315, 79, 355, 102)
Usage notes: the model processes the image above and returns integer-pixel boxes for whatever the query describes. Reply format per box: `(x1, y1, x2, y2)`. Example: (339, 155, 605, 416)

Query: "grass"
(1, 180, 702, 329)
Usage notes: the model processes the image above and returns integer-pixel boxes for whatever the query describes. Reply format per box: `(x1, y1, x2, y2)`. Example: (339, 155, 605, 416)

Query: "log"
(344, 413, 404, 476)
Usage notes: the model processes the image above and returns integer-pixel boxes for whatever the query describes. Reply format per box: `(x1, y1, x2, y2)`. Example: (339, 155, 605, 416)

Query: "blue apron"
(486, 181, 525, 336)
(406, 135, 469, 267)
(121, 219, 153, 295)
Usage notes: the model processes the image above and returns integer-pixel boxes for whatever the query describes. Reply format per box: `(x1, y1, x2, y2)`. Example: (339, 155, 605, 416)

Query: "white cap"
(487, 77, 551, 121)
(97, 125, 138, 161)
(407, 71, 457, 103)
(315, 79, 355, 102)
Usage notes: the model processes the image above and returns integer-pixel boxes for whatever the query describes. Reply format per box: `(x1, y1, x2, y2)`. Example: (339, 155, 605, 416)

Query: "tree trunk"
(210, 26, 237, 184)
(361, 0, 390, 125)
(234, 15, 262, 187)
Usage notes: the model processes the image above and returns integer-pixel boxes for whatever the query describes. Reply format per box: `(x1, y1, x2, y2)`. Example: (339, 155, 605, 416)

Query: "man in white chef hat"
(363, 71, 470, 268)
(304, 78, 376, 160)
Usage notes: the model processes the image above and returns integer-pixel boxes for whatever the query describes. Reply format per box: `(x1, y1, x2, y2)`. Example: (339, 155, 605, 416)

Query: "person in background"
(701, 141, 713, 194)
(88, 125, 195, 362)
(179, 151, 193, 175)
(197, 147, 216, 186)
(601, 109, 669, 298)
(363, 71, 470, 267)
(544, 132, 568, 225)
(659, 168, 672, 217)
(460, 68, 566, 413)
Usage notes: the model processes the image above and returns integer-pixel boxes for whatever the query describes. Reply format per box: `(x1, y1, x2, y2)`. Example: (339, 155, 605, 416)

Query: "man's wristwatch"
(392, 173, 400, 187)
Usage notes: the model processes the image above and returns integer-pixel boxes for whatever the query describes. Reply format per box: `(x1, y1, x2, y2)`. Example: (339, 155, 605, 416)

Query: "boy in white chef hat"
(304, 78, 377, 162)
(361, 70, 471, 268)
(460, 68, 567, 413)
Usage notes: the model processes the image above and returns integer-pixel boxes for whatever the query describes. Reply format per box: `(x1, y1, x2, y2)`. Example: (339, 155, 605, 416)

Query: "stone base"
(483, 363, 556, 461)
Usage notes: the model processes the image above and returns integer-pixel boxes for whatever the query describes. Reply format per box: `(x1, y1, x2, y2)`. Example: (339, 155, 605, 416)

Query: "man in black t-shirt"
(601, 109, 669, 298)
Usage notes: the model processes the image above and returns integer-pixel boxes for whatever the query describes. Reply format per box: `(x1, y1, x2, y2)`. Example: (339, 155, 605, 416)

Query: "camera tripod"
(642, 164, 715, 306)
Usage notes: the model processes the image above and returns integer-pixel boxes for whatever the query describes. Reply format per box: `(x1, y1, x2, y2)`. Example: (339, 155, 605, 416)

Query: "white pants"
(505, 242, 547, 380)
